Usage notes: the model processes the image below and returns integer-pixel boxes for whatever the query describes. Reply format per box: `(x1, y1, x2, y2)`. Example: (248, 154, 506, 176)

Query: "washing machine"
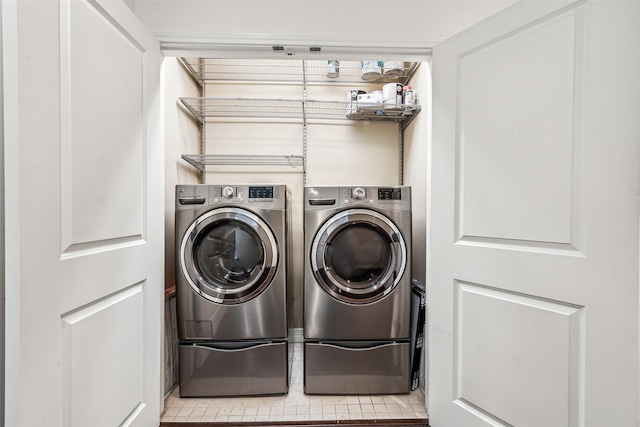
(176, 184, 291, 397)
(304, 185, 411, 394)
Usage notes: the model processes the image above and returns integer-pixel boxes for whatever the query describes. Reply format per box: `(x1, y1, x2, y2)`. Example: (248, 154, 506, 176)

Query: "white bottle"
(327, 60, 339, 78)
(403, 85, 415, 106)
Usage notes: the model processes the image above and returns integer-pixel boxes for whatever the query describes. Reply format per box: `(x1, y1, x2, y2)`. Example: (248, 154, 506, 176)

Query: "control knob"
(352, 187, 366, 200)
(222, 186, 235, 199)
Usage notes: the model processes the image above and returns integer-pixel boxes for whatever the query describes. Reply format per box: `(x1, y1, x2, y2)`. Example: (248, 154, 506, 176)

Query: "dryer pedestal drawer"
(179, 341, 288, 397)
(304, 341, 410, 395)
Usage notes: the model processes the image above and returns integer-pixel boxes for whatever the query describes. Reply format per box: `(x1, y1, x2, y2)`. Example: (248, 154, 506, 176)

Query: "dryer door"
(311, 209, 407, 304)
(180, 207, 278, 304)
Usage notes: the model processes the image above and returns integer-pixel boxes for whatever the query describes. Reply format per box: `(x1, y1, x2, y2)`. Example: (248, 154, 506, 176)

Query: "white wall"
(403, 63, 430, 288)
(402, 61, 431, 397)
(164, 58, 201, 290)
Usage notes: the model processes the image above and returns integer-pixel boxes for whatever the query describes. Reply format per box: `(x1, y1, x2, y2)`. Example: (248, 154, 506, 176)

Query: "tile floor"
(161, 343, 428, 423)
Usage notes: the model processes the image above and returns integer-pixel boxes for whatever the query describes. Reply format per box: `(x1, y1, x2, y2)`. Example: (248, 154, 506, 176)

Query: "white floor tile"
(270, 406, 284, 415)
(176, 407, 193, 417)
(335, 404, 349, 414)
(243, 406, 258, 416)
(256, 406, 271, 416)
(190, 407, 206, 416)
(163, 407, 179, 417)
(385, 403, 401, 413)
(361, 403, 374, 413)
(358, 395, 373, 404)
(203, 407, 218, 417)
(322, 404, 336, 414)
(347, 404, 362, 414)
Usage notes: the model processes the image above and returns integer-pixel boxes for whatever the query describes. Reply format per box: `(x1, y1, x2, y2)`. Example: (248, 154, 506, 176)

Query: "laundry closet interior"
(162, 55, 430, 424)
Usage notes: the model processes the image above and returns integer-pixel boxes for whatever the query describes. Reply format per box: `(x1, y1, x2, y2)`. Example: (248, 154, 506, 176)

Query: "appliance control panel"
(341, 187, 405, 204)
(210, 185, 286, 208)
(378, 187, 402, 201)
(305, 186, 410, 211)
(340, 186, 410, 209)
(211, 186, 245, 203)
(177, 184, 287, 210)
(248, 186, 275, 199)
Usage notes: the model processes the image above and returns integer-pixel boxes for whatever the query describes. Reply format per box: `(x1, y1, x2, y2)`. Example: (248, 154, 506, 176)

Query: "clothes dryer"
(176, 184, 290, 397)
(304, 186, 412, 394)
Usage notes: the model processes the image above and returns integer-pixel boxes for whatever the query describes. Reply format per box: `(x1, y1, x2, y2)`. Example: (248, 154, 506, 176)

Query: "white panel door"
(14, 1, 163, 426)
(429, 1, 639, 426)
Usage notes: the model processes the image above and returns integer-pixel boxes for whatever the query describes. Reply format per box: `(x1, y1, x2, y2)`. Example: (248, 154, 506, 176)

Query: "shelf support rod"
(302, 60, 308, 185)
(199, 58, 206, 184)
(398, 124, 404, 186)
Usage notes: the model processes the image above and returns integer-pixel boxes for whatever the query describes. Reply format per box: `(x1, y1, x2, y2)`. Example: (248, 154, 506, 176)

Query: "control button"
(352, 187, 365, 200)
(222, 186, 234, 199)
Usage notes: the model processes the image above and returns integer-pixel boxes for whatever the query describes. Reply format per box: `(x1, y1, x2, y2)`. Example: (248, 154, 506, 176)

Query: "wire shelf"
(180, 97, 304, 122)
(177, 58, 421, 182)
(179, 58, 419, 85)
(305, 60, 418, 84)
(181, 154, 305, 171)
(180, 58, 305, 83)
(179, 97, 421, 125)
(305, 100, 421, 124)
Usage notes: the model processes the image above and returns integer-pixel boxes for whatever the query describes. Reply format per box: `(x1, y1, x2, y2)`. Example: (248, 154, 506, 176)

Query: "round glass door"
(180, 207, 278, 304)
(311, 209, 407, 304)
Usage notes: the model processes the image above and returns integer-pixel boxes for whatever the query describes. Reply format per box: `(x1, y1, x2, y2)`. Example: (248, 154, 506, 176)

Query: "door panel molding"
(454, 3, 586, 253)
(60, 0, 146, 253)
(61, 282, 145, 426)
(453, 280, 584, 427)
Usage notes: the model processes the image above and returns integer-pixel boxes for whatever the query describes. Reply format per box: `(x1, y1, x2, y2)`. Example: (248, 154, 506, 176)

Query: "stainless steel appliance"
(176, 184, 290, 397)
(304, 186, 412, 394)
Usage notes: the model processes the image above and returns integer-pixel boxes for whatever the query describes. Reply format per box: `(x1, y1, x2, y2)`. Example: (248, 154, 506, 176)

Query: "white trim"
(154, 31, 444, 49)
(2, 1, 20, 426)
(156, 35, 435, 61)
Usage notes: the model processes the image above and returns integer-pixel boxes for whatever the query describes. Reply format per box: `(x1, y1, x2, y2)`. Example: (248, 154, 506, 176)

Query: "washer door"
(311, 209, 407, 304)
(180, 207, 278, 304)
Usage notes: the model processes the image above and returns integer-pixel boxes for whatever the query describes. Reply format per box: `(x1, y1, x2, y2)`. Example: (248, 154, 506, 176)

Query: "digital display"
(249, 186, 274, 199)
(378, 188, 402, 200)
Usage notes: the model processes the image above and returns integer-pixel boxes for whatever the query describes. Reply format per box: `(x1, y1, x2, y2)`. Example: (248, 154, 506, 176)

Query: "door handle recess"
(179, 197, 206, 205)
(309, 198, 336, 206)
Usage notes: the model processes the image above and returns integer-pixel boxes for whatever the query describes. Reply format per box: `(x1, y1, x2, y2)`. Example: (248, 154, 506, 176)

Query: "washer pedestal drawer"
(179, 341, 288, 397)
(304, 341, 410, 395)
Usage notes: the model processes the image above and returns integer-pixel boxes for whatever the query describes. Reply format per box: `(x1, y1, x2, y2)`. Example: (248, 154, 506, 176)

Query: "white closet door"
(429, 1, 639, 426)
(11, 1, 163, 425)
